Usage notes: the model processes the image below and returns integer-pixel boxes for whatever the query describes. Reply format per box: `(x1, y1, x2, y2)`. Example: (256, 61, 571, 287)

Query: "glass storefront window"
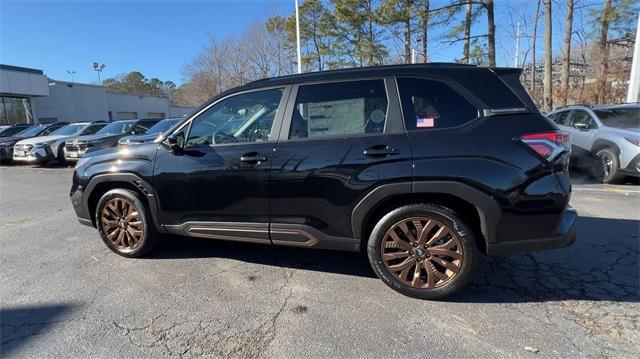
(0, 96, 34, 124)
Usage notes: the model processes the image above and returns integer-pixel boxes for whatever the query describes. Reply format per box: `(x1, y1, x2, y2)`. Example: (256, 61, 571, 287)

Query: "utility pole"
(627, 11, 640, 103)
(514, 22, 521, 68)
(295, 0, 302, 74)
(411, 48, 416, 64)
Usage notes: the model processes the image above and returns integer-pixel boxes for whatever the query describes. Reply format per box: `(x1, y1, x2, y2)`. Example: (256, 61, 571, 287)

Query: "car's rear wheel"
(96, 189, 157, 257)
(597, 148, 624, 184)
(367, 204, 477, 300)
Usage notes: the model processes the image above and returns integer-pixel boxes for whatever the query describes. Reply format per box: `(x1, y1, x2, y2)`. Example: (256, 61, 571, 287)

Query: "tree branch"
(440, 34, 488, 44)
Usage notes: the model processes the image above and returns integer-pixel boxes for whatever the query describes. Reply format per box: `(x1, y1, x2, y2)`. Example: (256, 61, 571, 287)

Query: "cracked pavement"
(1, 166, 638, 358)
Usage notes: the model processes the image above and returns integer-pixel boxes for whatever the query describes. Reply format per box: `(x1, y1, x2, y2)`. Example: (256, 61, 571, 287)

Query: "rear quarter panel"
(410, 113, 571, 244)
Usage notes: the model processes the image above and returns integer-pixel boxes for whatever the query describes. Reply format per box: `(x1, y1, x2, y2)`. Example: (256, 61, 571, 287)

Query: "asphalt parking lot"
(1, 164, 638, 358)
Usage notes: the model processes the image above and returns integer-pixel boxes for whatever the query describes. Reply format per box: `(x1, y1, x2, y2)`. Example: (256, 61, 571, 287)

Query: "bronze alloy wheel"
(100, 198, 144, 252)
(381, 217, 463, 289)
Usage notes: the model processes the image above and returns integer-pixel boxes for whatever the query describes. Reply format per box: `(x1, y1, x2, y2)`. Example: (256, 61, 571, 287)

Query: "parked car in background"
(118, 118, 182, 146)
(0, 123, 33, 138)
(64, 119, 160, 161)
(0, 123, 68, 162)
(547, 104, 640, 183)
(12, 121, 107, 165)
(71, 64, 577, 300)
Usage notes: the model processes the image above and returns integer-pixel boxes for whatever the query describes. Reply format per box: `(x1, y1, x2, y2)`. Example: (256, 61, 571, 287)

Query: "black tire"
(596, 148, 624, 184)
(56, 144, 67, 165)
(367, 204, 477, 300)
(95, 189, 157, 258)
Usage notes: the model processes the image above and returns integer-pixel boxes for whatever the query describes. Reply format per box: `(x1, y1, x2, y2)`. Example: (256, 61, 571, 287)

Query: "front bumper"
(13, 146, 54, 163)
(70, 182, 93, 227)
(486, 207, 577, 255)
(64, 146, 91, 161)
(622, 154, 640, 177)
(0, 146, 13, 160)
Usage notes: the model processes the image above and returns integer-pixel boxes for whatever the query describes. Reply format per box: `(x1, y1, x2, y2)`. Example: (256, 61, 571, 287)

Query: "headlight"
(35, 140, 56, 148)
(625, 137, 640, 147)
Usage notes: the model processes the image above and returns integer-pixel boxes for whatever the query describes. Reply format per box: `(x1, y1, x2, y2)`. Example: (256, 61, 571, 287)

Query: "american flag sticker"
(416, 117, 434, 128)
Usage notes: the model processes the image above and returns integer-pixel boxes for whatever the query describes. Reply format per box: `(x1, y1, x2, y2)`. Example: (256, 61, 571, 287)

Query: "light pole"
(66, 70, 76, 82)
(92, 62, 106, 84)
(295, 0, 302, 74)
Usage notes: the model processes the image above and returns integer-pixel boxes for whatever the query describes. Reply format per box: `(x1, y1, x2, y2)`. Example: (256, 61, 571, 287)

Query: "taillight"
(520, 131, 570, 161)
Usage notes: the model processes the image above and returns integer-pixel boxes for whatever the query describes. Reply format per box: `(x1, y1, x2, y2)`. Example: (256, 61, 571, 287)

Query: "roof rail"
(246, 63, 479, 85)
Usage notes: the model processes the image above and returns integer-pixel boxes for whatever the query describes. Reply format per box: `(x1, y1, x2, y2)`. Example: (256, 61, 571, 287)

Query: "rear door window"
(288, 80, 388, 139)
(396, 78, 478, 131)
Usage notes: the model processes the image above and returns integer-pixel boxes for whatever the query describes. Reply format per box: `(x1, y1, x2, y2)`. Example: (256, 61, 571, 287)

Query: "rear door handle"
(363, 145, 399, 157)
(240, 152, 268, 163)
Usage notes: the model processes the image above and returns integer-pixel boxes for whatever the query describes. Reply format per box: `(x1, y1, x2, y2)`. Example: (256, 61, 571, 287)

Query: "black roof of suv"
(70, 64, 576, 300)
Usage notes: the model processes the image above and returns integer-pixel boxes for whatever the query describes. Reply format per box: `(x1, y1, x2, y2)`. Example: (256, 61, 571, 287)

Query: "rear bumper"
(487, 207, 577, 255)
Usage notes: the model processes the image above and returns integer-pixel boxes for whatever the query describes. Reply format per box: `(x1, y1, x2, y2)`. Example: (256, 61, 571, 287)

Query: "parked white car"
(13, 122, 107, 165)
(547, 104, 639, 183)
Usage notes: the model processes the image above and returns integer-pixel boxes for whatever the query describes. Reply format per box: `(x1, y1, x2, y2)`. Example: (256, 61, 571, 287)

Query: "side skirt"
(164, 222, 361, 252)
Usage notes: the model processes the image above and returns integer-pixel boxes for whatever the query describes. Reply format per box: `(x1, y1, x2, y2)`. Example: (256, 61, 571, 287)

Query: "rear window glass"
(446, 69, 525, 109)
(397, 78, 478, 130)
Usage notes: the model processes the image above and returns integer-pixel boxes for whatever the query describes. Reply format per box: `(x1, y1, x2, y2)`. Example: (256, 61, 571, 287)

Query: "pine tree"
(332, 0, 387, 67)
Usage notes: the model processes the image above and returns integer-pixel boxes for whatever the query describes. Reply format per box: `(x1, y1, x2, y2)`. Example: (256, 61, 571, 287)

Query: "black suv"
(71, 64, 577, 299)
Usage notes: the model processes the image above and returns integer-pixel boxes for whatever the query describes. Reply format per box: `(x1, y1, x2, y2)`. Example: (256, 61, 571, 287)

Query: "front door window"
(186, 88, 283, 146)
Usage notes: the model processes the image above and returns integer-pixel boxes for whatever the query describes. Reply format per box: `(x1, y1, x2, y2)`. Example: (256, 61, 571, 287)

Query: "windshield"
(0, 126, 30, 137)
(146, 119, 180, 134)
(79, 124, 106, 135)
(16, 125, 46, 137)
(594, 108, 640, 129)
(52, 124, 86, 136)
(96, 122, 134, 135)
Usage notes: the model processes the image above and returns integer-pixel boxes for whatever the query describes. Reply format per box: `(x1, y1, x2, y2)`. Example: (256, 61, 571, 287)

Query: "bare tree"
(463, 0, 472, 63)
(560, 0, 574, 107)
(543, 0, 553, 111)
(485, 0, 496, 67)
(531, 0, 541, 98)
(595, 0, 613, 104)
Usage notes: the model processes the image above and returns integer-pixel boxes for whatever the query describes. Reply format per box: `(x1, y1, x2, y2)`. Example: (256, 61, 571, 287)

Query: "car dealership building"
(0, 64, 194, 125)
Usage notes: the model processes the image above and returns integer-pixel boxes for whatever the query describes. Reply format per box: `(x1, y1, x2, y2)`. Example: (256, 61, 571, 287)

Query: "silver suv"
(547, 104, 639, 183)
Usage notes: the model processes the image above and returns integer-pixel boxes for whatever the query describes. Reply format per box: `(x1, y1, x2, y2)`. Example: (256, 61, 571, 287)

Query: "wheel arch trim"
(351, 181, 501, 245)
(84, 173, 165, 232)
(591, 139, 621, 156)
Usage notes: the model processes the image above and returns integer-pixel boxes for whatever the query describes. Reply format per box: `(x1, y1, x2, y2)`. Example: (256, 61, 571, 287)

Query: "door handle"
(240, 153, 268, 163)
(363, 145, 399, 157)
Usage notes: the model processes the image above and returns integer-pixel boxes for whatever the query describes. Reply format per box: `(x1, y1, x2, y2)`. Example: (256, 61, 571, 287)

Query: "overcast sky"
(0, 0, 599, 85)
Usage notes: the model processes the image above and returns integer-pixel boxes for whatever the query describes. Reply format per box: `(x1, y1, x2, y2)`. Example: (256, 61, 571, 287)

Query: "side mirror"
(574, 122, 589, 130)
(166, 135, 182, 153)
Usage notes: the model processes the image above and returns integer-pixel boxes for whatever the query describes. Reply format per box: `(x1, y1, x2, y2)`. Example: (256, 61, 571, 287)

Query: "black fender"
(351, 181, 501, 245)
(84, 173, 165, 233)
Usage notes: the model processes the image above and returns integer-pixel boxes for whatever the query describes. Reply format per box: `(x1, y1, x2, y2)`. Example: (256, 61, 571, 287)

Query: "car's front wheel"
(367, 204, 477, 300)
(96, 189, 157, 257)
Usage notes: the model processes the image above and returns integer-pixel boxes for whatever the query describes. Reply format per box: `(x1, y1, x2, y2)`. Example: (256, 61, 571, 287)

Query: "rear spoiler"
(490, 68, 539, 113)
